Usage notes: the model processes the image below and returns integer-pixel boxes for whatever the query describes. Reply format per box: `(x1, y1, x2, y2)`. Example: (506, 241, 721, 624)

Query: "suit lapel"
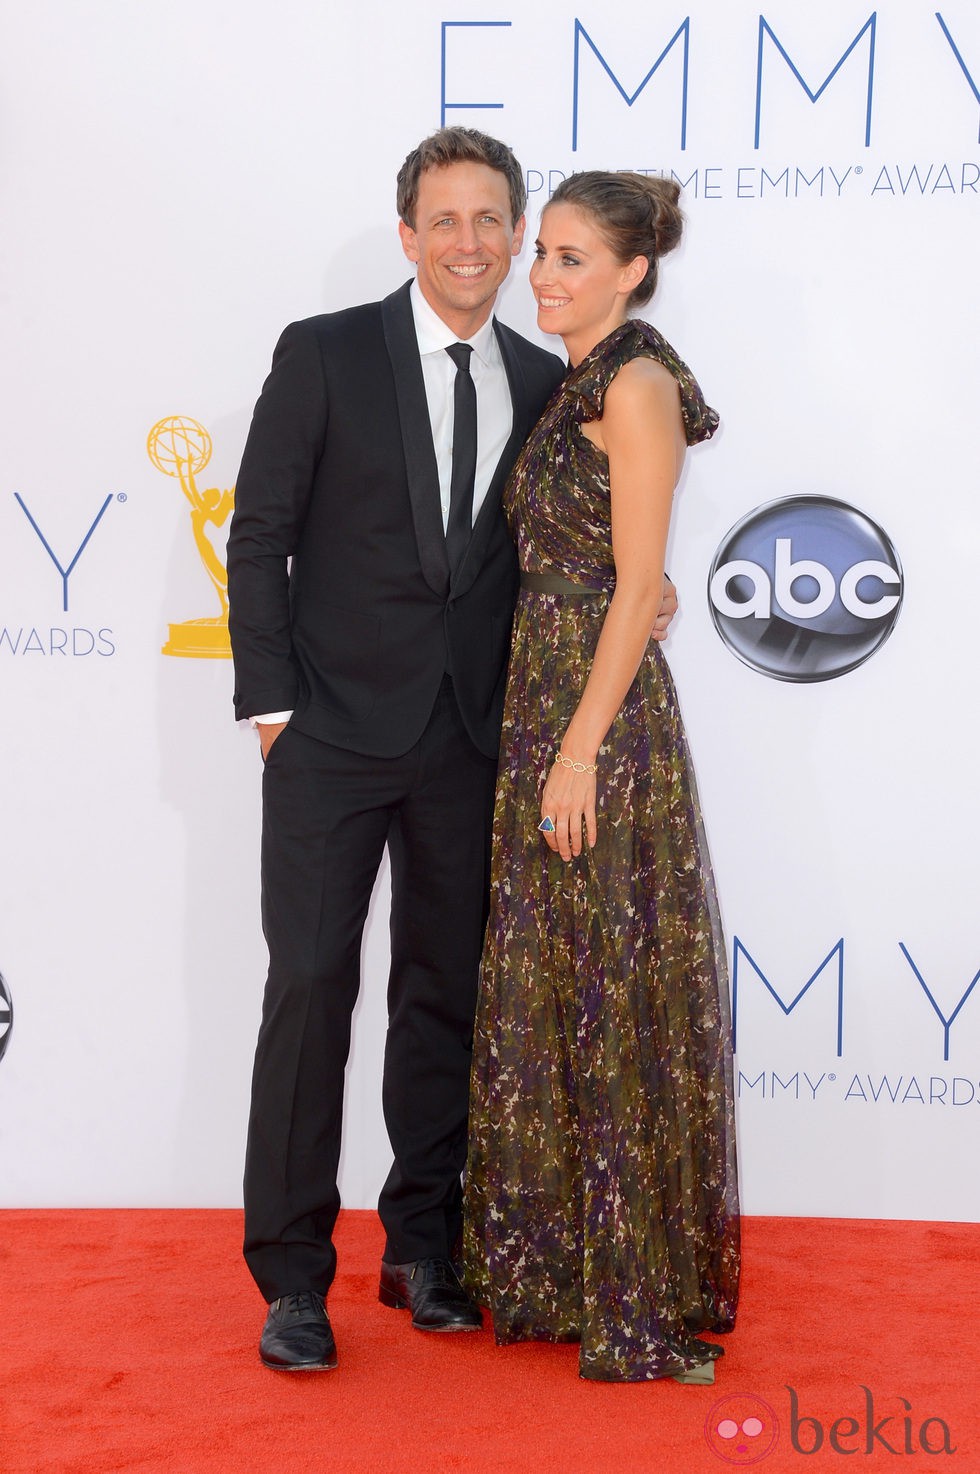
(382, 283, 450, 596)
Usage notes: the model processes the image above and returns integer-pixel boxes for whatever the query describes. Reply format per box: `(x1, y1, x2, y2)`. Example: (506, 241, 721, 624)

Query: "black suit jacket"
(227, 282, 564, 759)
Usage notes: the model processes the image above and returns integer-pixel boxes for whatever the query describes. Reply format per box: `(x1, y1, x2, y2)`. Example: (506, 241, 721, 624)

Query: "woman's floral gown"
(463, 320, 740, 1381)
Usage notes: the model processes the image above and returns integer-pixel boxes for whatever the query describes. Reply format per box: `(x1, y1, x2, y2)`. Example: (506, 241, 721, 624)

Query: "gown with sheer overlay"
(462, 319, 740, 1381)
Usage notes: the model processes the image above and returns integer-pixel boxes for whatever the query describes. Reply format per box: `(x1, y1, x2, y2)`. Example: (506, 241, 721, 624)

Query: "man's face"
(399, 161, 526, 338)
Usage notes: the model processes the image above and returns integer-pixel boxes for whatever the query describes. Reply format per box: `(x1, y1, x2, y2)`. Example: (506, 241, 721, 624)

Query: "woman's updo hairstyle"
(546, 171, 683, 308)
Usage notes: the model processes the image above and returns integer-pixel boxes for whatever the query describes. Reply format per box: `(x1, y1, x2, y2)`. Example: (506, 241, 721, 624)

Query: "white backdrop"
(1, 0, 977, 1218)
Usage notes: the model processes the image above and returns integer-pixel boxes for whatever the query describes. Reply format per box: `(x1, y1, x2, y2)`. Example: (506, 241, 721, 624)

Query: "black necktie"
(444, 342, 477, 575)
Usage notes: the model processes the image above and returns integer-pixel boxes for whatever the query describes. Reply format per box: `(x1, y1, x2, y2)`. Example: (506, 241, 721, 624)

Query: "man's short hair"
(396, 127, 526, 229)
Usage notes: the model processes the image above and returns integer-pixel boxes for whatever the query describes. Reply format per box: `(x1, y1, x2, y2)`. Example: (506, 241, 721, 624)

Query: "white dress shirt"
(410, 280, 513, 532)
(252, 282, 514, 728)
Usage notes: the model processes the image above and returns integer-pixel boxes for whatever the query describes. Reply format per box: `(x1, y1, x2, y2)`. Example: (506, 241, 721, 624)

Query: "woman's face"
(529, 202, 645, 359)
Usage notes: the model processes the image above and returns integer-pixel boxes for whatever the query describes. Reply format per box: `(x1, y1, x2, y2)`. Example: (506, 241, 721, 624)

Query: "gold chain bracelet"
(554, 750, 598, 775)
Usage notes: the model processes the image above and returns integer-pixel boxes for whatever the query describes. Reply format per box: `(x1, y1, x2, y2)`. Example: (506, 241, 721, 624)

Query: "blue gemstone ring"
(538, 816, 556, 834)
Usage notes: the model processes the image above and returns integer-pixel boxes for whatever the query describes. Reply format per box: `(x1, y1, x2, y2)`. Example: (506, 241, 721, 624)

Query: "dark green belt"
(519, 571, 608, 599)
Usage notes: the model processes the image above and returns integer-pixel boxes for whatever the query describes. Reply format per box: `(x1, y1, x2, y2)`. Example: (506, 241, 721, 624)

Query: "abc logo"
(708, 496, 903, 682)
(0, 972, 12, 1065)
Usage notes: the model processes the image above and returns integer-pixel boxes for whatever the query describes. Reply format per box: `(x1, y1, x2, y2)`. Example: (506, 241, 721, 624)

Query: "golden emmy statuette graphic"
(148, 415, 235, 658)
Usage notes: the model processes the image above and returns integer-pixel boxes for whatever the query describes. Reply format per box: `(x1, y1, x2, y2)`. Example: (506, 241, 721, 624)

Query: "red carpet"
(1, 1211, 974, 1472)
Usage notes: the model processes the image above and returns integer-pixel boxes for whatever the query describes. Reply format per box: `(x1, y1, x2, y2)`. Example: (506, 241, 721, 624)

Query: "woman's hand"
(540, 754, 598, 861)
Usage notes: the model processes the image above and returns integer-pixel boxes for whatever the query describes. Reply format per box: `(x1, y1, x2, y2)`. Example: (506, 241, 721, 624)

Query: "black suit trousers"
(243, 677, 498, 1301)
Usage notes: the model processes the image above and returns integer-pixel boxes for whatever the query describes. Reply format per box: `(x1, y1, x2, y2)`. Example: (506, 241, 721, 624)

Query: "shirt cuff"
(248, 711, 294, 727)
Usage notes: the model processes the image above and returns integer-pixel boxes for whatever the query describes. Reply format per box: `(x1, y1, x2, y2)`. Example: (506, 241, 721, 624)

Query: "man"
(227, 127, 675, 1372)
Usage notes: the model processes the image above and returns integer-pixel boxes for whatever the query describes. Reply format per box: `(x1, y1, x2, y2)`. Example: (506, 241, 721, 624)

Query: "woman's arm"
(540, 357, 686, 860)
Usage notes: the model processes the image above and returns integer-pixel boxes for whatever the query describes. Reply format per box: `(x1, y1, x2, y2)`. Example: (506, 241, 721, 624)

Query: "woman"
(463, 172, 740, 1382)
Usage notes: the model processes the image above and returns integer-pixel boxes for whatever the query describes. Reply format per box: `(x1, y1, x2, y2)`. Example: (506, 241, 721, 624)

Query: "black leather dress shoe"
(259, 1291, 338, 1370)
(378, 1258, 483, 1331)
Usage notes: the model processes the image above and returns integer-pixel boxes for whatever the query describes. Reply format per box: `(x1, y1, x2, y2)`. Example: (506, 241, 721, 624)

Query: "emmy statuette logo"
(147, 416, 235, 659)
